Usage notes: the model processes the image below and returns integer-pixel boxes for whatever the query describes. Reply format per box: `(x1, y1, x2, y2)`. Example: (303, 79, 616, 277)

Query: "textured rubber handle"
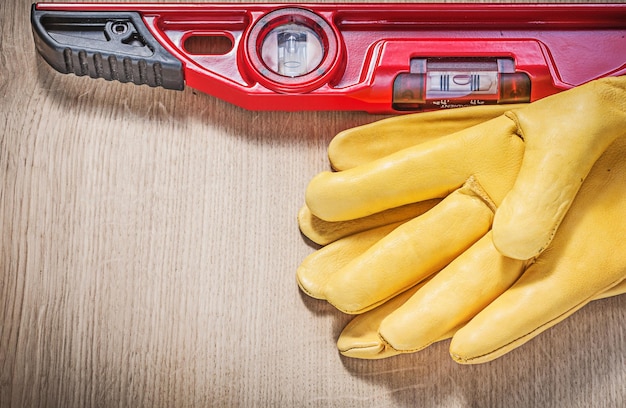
(31, 5, 184, 90)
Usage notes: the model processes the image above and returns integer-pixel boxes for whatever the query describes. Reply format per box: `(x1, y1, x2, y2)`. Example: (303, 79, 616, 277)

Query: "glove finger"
(324, 177, 495, 314)
(329, 105, 522, 171)
(298, 199, 440, 246)
(450, 267, 625, 365)
(306, 116, 523, 222)
(337, 284, 432, 359)
(376, 232, 524, 354)
(452, 132, 626, 364)
(297, 222, 403, 300)
(493, 77, 626, 260)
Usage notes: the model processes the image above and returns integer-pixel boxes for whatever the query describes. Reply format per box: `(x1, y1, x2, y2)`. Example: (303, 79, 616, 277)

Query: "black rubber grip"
(31, 4, 184, 90)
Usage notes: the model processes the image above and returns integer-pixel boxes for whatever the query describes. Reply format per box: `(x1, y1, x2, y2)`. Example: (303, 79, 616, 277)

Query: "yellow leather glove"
(298, 77, 626, 363)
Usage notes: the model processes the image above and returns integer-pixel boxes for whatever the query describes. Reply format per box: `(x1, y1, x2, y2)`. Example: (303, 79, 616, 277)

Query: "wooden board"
(1, 1, 624, 406)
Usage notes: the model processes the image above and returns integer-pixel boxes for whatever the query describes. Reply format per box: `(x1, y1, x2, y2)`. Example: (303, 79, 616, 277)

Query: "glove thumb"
(492, 77, 626, 260)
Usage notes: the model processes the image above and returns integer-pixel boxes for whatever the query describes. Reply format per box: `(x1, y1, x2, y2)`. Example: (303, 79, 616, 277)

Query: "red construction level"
(32, 2, 626, 113)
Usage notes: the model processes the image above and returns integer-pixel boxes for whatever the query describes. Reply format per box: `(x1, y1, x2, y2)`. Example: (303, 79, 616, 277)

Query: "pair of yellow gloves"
(297, 77, 626, 364)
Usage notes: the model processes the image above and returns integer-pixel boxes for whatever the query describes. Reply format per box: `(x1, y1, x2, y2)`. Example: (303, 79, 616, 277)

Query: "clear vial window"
(260, 23, 324, 78)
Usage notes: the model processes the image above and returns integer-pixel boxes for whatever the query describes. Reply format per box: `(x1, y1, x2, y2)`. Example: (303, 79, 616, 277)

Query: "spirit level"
(31, 2, 626, 113)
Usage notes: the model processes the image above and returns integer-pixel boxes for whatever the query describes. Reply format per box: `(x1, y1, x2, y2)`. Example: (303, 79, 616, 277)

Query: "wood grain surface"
(1, 0, 624, 407)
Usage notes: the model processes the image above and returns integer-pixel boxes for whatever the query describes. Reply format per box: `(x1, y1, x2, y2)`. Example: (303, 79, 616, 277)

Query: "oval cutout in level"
(184, 34, 233, 55)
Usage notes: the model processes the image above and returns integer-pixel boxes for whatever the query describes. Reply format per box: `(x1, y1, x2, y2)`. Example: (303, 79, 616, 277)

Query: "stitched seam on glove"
(378, 331, 434, 354)
(332, 286, 418, 315)
(464, 175, 497, 213)
(504, 110, 525, 142)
